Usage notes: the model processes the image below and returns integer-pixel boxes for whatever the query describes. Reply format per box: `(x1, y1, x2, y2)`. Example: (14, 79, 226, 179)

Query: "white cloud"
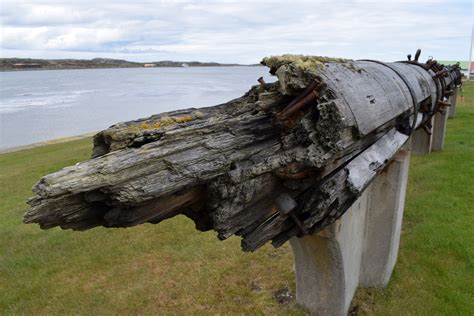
(1, 26, 126, 50)
(0, 0, 472, 63)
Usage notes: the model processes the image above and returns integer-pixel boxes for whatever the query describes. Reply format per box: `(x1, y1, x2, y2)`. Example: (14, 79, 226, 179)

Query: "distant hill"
(0, 58, 248, 71)
(0, 58, 141, 71)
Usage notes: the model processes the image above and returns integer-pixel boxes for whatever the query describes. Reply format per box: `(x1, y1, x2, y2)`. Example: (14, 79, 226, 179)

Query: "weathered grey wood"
(23, 55, 462, 251)
(318, 61, 435, 136)
(241, 127, 410, 251)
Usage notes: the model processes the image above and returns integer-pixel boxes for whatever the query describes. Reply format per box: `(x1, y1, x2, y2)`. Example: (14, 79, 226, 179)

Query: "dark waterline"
(0, 66, 275, 150)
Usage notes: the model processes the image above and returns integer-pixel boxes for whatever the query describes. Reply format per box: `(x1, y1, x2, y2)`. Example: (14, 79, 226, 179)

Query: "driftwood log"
(24, 51, 462, 251)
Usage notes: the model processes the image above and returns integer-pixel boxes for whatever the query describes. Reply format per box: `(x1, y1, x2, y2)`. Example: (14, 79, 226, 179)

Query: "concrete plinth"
(290, 190, 369, 315)
(411, 116, 433, 155)
(431, 110, 448, 152)
(448, 87, 458, 118)
(359, 149, 410, 287)
(290, 148, 411, 315)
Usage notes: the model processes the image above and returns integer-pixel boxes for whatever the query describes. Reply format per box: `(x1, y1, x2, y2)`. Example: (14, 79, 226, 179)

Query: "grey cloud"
(0, 0, 471, 63)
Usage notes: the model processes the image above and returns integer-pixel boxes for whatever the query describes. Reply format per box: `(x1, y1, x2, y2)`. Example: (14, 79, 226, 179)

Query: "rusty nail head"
(279, 79, 322, 119)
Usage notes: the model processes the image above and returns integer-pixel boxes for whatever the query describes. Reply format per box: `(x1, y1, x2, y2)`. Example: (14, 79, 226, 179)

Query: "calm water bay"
(0, 66, 274, 150)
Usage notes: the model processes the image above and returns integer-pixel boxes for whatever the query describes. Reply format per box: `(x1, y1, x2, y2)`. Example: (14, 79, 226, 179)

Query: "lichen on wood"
(261, 54, 352, 75)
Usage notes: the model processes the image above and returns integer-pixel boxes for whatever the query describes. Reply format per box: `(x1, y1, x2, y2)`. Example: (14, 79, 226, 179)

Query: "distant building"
(181, 63, 189, 68)
(143, 64, 156, 67)
(13, 63, 41, 69)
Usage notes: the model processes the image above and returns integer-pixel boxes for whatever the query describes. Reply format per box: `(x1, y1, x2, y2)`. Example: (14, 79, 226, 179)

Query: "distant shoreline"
(0, 65, 259, 73)
(0, 57, 259, 72)
(1, 66, 141, 72)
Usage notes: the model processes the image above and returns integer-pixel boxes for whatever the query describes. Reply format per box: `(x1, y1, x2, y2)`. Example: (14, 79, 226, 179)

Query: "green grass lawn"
(1, 82, 473, 314)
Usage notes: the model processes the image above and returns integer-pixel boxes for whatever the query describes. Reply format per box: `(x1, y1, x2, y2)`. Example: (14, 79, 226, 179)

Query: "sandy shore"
(0, 132, 96, 154)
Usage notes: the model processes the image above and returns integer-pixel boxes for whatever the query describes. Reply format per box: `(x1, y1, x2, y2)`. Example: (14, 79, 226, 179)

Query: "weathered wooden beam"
(245, 125, 414, 251)
(23, 53, 462, 251)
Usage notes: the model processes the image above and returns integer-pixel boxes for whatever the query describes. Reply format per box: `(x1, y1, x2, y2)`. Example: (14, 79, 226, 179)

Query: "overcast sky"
(1, 0, 472, 63)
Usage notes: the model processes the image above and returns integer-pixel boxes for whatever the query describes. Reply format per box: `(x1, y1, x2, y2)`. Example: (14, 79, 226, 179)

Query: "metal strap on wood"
(359, 59, 420, 135)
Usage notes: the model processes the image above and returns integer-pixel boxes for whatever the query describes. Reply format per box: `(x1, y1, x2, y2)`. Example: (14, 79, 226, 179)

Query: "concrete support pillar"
(359, 149, 410, 287)
(431, 110, 448, 152)
(411, 116, 433, 155)
(290, 190, 369, 315)
(290, 148, 411, 315)
(448, 87, 458, 119)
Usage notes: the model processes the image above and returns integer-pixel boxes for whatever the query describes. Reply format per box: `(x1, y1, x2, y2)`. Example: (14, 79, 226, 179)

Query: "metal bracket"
(275, 193, 309, 235)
